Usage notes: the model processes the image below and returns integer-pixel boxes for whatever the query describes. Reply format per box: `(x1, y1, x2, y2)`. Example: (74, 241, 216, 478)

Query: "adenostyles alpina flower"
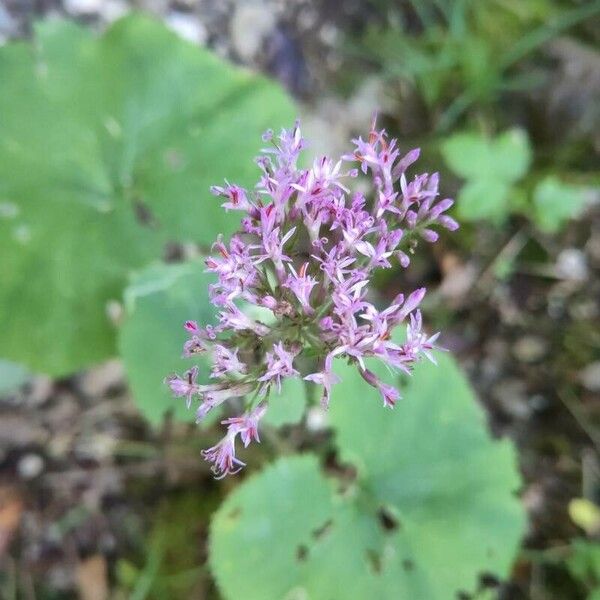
(165, 118, 458, 478)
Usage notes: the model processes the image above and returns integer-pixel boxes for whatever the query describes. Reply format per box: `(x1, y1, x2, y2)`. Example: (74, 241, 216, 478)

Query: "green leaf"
(441, 132, 489, 180)
(492, 129, 532, 183)
(209, 355, 525, 599)
(567, 539, 600, 589)
(329, 354, 524, 596)
(569, 498, 600, 535)
(441, 129, 531, 183)
(443, 129, 531, 223)
(589, 588, 600, 600)
(119, 261, 308, 427)
(459, 36, 499, 101)
(210, 455, 336, 599)
(118, 261, 215, 425)
(457, 178, 511, 223)
(263, 376, 307, 428)
(0, 15, 295, 376)
(532, 176, 589, 233)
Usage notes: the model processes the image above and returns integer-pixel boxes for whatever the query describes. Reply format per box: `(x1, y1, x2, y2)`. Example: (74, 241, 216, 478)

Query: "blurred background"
(0, 0, 599, 598)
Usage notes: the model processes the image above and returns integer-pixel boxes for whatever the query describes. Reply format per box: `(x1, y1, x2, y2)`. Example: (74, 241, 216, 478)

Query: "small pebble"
(347, 76, 397, 127)
(18, 454, 44, 480)
(78, 359, 124, 398)
(136, 0, 170, 14)
(47, 433, 74, 460)
(0, 417, 49, 448)
(101, 0, 129, 22)
(230, 1, 276, 60)
(569, 299, 599, 320)
(44, 395, 79, 429)
(319, 24, 337, 45)
(74, 433, 117, 462)
(492, 379, 530, 419)
(480, 356, 502, 384)
(306, 406, 328, 432)
(585, 229, 600, 264)
(555, 248, 588, 282)
(0, 5, 18, 39)
(26, 375, 54, 407)
(513, 336, 547, 363)
(439, 262, 478, 302)
(522, 483, 545, 514)
(64, 0, 104, 15)
(166, 12, 207, 45)
(580, 362, 600, 392)
(529, 394, 550, 413)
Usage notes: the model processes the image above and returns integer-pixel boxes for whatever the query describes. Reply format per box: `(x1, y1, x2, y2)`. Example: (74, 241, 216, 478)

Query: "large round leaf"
(118, 261, 215, 425)
(262, 376, 307, 428)
(210, 456, 337, 598)
(0, 15, 294, 375)
(210, 355, 525, 599)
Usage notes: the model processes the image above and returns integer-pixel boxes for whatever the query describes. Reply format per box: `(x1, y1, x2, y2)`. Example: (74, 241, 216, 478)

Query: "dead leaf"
(0, 486, 23, 557)
(76, 554, 109, 600)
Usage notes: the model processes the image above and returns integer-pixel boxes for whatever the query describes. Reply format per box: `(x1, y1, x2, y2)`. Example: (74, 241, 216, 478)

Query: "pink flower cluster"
(166, 119, 458, 478)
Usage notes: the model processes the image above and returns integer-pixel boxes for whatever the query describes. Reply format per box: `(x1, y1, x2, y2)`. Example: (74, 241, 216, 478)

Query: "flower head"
(166, 119, 457, 477)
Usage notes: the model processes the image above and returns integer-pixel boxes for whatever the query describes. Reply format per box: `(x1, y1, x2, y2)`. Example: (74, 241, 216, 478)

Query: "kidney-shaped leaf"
(210, 354, 525, 599)
(119, 261, 309, 426)
(118, 261, 215, 425)
(210, 456, 337, 599)
(441, 129, 531, 184)
(262, 376, 308, 428)
(0, 15, 294, 376)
